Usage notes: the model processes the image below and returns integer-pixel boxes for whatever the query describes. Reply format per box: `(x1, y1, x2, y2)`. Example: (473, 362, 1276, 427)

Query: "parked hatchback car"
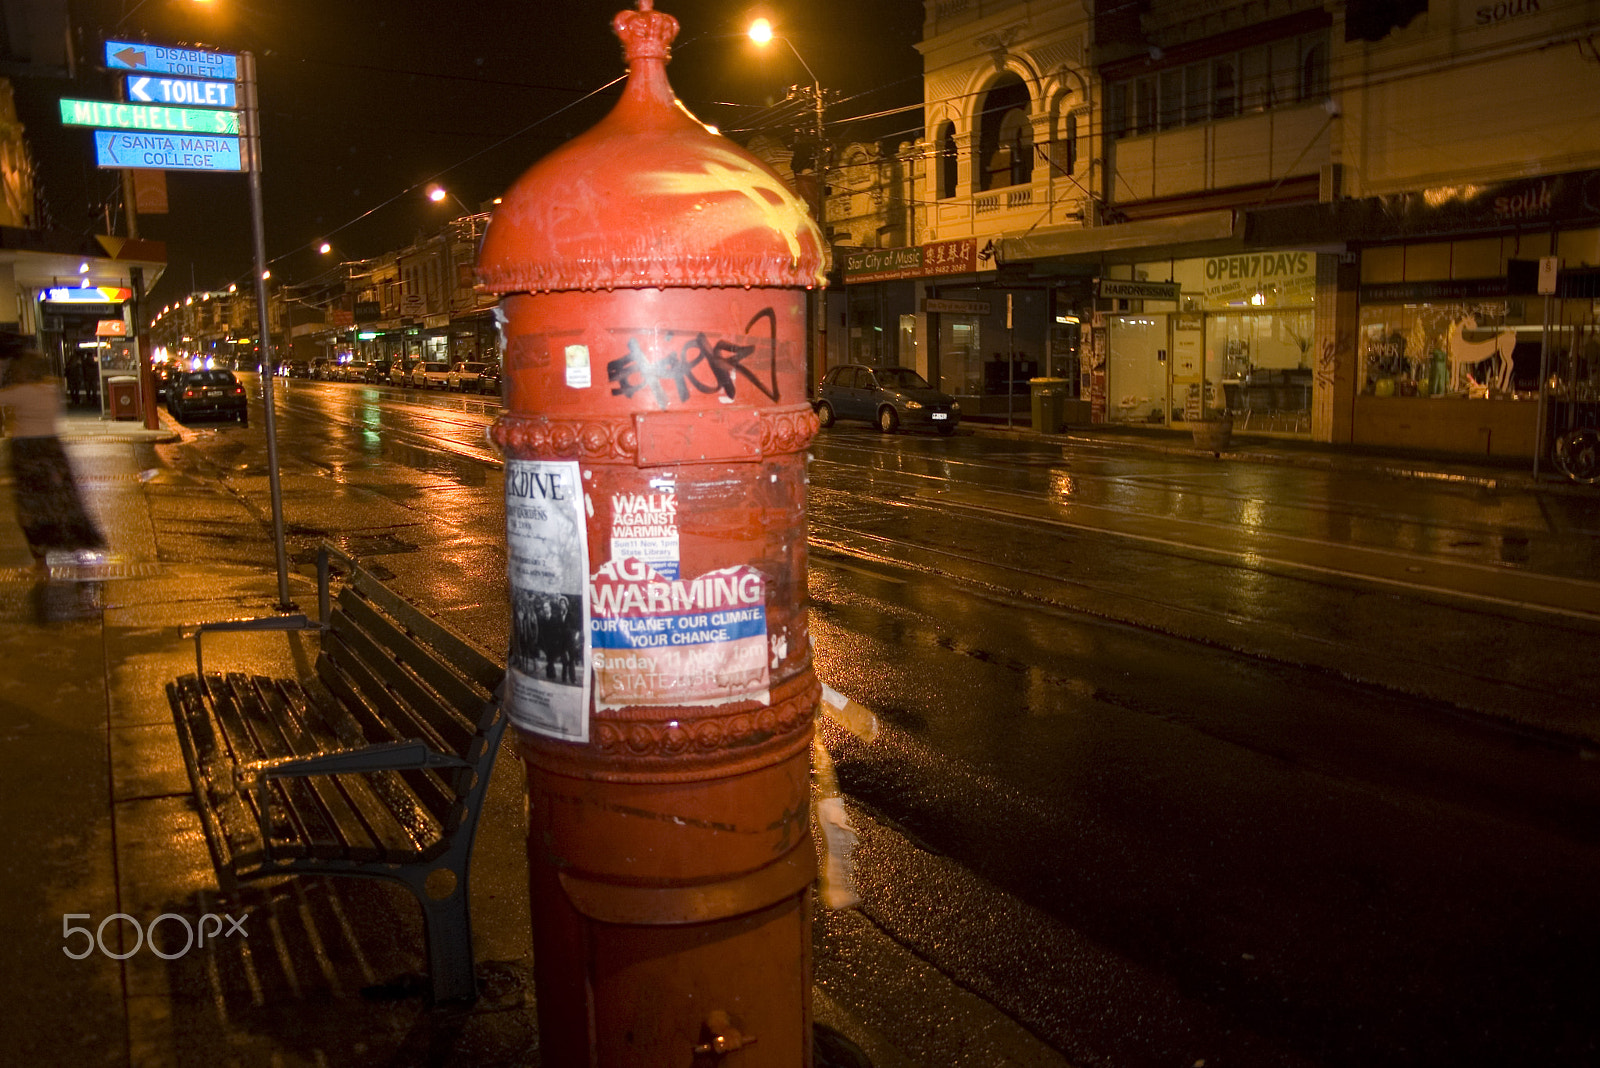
(411, 360, 449, 389)
(168, 369, 248, 425)
(815, 364, 960, 434)
(446, 361, 488, 392)
(476, 361, 503, 397)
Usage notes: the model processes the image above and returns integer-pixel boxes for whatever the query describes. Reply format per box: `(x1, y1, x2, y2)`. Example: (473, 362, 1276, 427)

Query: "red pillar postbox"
(476, 3, 828, 1064)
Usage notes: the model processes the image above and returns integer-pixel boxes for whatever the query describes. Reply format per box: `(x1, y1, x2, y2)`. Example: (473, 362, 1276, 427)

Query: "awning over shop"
(0, 226, 166, 330)
(998, 210, 1240, 268)
(1246, 166, 1600, 248)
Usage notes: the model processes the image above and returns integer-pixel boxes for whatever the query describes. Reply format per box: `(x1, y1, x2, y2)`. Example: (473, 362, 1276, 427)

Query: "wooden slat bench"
(165, 542, 506, 1003)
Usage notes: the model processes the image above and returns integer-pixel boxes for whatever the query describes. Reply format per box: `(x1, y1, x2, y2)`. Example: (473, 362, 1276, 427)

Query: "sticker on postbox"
(565, 344, 591, 388)
(609, 480, 679, 580)
(589, 558, 769, 711)
(505, 459, 592, 742)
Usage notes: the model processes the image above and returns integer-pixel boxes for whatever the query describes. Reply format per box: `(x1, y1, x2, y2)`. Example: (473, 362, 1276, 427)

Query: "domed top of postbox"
(476, 1, 829, 294)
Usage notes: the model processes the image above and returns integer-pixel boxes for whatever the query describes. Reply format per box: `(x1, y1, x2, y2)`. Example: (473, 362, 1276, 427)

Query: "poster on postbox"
(609, 477, 679, 579)
(505, 459, 591, 742)
(589, 558, 769, 711)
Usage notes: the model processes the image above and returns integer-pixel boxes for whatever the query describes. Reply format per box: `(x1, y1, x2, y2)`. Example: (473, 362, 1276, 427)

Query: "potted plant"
(1190, 402, 1233, 451)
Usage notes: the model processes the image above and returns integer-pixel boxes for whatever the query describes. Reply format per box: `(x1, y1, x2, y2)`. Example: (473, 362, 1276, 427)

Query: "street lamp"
(748, 18, 827, 195)
(748, 18, 831, 389)
(427, 184, 474, 216)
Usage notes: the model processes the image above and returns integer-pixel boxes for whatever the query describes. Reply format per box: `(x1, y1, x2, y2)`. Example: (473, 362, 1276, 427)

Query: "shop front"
(448, 308, 500, 366)
(844, 239, 1094, 421)
(1099, 252, 1318, 434)
(1351, 238, 1600, 458)
(1247, 167, 1600, 460)
(841, 239, 982, 384)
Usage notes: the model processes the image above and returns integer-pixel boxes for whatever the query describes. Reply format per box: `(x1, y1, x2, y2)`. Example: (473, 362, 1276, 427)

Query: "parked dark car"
(477, 361, 502, 397)
(365, 360, 391, 384)
(168, 369, 248, 425)
(815, 364, 960, 434)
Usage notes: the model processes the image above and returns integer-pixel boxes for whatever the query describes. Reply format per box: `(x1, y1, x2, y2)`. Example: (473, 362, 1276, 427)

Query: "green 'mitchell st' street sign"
(59, 98, 239, 136)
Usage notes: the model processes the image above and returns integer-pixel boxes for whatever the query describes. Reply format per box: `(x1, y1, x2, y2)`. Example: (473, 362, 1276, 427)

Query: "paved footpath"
(13, 406, 1590, 1066)
(0, 413, 546, 1066)
(1, 410, 1070, 1068)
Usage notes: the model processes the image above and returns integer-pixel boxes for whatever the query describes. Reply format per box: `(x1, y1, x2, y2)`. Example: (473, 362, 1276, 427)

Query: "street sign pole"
(1534, 255, 1558, 480)
(240, 50, 292, 609)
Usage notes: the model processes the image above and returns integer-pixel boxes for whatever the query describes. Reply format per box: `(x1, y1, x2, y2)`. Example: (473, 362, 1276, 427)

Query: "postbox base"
(520, 731, 816, 1066)
(531, 859, 812, 1066)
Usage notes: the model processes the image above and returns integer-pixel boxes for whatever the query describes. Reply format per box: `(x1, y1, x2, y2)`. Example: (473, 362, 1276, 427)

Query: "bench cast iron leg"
(403, 867, 477, 1004)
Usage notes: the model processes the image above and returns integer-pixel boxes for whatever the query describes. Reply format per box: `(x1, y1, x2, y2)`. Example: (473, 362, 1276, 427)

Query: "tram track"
(255, 389, 1600, 734)
(805, 488, 1600, 745)
(807, 451, 1600, 623)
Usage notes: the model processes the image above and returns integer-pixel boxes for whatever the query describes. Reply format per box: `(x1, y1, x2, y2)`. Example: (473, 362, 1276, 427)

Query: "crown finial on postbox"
(613, 0, 677, 64)
(477, 1, 828, 293)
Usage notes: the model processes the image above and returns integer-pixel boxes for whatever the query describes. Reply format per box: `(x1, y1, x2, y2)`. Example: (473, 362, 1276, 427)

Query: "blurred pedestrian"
(0, 336, 104, 574)
(64, 354, 82, 406)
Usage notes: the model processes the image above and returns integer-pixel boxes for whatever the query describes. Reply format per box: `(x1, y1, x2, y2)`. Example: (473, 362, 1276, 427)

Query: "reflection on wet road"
(201, 380, 1600, 1066)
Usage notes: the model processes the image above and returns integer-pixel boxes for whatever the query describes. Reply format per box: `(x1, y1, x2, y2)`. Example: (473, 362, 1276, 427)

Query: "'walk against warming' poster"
(589, 558, 769, 712)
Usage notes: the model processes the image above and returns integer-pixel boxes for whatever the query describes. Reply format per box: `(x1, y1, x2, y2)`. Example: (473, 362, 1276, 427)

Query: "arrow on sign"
(112, 46, 147, 69)
(128, 77, 152, 101)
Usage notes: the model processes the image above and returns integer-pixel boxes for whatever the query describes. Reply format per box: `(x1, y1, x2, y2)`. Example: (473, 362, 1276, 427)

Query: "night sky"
(18, 0, 925, 309)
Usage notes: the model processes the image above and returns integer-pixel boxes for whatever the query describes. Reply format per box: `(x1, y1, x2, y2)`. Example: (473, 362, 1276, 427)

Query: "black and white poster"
(505, 459, 590, 742)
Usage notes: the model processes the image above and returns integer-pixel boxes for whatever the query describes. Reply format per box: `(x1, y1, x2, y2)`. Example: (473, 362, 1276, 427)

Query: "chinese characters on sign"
(843, 238, 980, 283)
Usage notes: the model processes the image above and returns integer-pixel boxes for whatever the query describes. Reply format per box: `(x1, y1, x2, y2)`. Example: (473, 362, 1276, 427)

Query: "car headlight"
(951, 401, 961, 412)
(903, 400, 923, 410)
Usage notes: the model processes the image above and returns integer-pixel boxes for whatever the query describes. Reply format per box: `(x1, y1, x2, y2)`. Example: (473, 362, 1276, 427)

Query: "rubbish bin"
(107, 376, 140, 421)
(1029, 377, 1069, 433)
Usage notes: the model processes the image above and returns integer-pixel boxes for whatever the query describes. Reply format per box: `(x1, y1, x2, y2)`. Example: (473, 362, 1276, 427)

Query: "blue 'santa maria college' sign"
(93, 130, 241, 172)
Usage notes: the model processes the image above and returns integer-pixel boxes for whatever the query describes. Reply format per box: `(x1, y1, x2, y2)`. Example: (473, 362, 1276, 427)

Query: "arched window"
(977, 74, 1033, 192)
(1050, 111, 1078, 176)
(937, 123, 958, 199)
(1299, 41, 1327, 101)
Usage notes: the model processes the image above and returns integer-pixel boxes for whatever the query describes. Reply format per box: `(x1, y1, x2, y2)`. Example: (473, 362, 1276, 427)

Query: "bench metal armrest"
(189, 543, 349, 680)
(248, 739, 473, 781)
(244, 740, 473, 844)
(191, 615, 320, 680)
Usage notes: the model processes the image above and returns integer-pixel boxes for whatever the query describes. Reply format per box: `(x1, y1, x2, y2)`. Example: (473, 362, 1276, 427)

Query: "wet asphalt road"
(163, 377, 1600, 1067)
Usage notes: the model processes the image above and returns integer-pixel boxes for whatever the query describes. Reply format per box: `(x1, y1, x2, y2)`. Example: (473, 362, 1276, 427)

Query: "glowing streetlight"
(427, 184, 474, 216)
(747, 18, 827, 197)
(318, 241, 332, 255)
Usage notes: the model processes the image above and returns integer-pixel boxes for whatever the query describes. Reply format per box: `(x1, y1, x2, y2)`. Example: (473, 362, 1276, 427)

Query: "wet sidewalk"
(3, 410, 1053, 1067)
(3, 405, 1592, 1066)
(0, 411, 544, 1066)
